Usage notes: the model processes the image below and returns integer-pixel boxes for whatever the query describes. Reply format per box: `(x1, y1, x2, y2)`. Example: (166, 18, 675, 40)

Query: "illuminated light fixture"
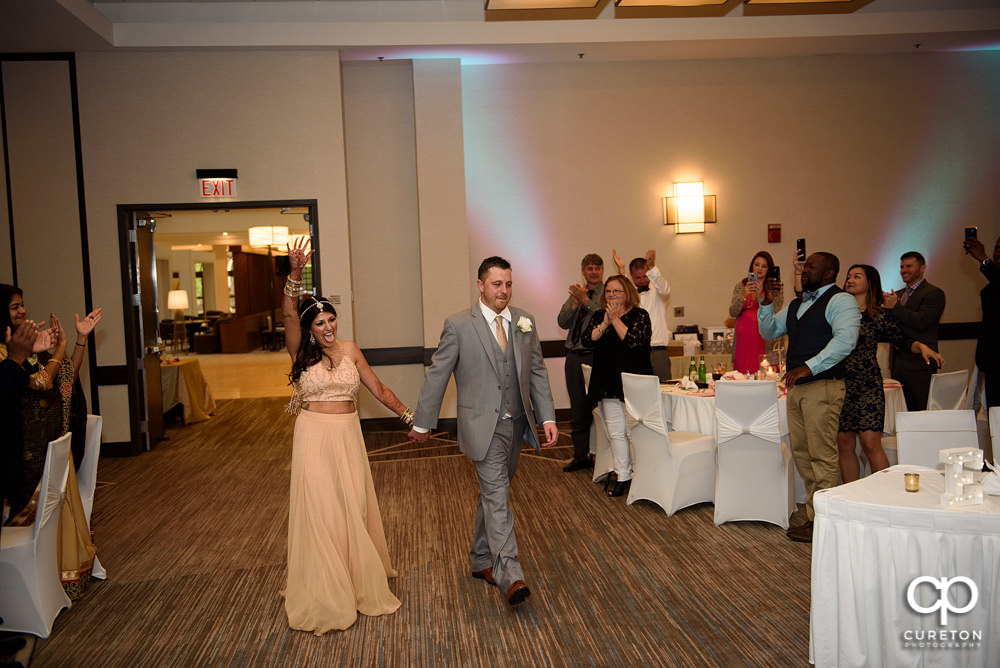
(288, 234, 312, 250)
(616, 0, 726, 5)
(248, 225, 289, 248)
(663, 181, 716, 234)
(485, 0, 599, 8)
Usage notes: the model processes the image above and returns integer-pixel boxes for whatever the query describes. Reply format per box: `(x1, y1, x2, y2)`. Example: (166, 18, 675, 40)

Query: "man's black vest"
(786, 285, 848, 384)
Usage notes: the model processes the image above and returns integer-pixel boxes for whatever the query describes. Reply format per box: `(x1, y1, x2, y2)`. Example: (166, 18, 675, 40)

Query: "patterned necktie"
(495, 315, 507, 353)
(900, 286, 915, 306)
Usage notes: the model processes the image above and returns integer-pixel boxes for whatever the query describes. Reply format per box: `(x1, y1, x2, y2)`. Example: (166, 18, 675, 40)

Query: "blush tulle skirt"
(284, 410, 400, 634)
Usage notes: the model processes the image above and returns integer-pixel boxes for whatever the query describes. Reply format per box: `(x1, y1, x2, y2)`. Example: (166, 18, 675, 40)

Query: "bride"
(280, 238, 413, 634)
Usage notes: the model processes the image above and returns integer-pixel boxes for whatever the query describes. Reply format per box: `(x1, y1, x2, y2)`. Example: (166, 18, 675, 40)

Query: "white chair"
(582, 363, 615, 482)
(896, 410, 979, 470)
(713, 381, 794, 528)
(621, 373, 715, 515)
(989, 406, 998, 467)
(0, 433, 73, 637)
(77, 415, 106, 580)
(927, 369, 970, 410)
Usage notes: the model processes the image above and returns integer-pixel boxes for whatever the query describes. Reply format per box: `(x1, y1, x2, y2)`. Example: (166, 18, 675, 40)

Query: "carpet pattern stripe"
(30, 398, 812, 666)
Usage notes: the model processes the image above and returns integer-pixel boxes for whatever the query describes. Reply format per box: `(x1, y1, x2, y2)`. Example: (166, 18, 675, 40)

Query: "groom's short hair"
(478, 256, 511, 280)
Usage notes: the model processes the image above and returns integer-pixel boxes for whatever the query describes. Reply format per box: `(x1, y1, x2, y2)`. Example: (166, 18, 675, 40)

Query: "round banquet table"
(661, 381, 908, 502)
(810, 465, 1000, 668)
(660, 382, 907, 441)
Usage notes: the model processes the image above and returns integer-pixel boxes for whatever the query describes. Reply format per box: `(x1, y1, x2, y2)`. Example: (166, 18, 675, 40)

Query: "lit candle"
(905, 472, 920, 493)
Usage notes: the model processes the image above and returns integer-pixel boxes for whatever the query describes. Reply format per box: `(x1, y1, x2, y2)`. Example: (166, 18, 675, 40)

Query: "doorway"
(117, 199, 319, 454)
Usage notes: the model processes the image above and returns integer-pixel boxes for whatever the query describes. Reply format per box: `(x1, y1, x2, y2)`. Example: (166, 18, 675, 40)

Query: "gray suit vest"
(489, 329, 525, 422)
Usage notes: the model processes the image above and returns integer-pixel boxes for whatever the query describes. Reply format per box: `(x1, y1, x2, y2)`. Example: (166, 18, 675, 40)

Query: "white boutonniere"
(516, 316, 533, 333)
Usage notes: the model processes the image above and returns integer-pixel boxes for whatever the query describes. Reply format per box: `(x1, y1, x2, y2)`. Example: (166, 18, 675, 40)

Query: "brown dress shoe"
(786, 520, 814, 543)
(506, 580, 531, 606)
(472, 567, 496, 586)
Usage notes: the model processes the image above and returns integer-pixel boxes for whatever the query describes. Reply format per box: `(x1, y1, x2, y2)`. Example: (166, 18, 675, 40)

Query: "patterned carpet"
(31, 398, 813, 667)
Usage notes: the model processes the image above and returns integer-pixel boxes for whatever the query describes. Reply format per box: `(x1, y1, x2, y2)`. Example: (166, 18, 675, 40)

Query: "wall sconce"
(662, 181, 716, 234)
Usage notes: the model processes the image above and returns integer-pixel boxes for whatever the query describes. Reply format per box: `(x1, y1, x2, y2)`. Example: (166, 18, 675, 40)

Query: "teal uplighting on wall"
(874, 55, 1000, 286)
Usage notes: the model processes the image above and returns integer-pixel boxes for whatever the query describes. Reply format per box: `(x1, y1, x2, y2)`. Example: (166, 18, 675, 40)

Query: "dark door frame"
(113, 199, 320, 456)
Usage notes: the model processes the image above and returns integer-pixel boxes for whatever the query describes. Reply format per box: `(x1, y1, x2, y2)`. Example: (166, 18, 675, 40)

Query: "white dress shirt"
(480, 301, 511, 343)
(639, 265, 672, 347)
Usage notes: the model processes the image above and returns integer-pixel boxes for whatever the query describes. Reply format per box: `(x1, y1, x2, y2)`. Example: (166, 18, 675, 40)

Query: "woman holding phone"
(729, 251, 783, 375)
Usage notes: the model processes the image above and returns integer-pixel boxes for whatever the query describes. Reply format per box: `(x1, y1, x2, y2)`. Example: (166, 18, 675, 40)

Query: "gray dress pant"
(470, 415, 526, 592)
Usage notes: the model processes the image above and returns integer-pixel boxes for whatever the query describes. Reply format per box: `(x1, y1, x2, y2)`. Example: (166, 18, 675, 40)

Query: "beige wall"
(73, 50, 351, 438)
(2, 49, 997, 444)
(461, 53, 998, 367)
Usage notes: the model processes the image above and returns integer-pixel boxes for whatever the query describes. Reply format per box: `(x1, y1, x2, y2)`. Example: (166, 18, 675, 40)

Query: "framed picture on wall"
(705, 327, 729, 341)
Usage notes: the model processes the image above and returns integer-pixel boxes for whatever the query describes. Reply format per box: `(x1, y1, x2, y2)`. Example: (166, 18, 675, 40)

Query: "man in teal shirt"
(759, 252, 860, 543)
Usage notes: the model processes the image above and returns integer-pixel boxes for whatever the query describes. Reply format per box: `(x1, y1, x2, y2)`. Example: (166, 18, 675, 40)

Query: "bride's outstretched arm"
(283, 237, 312, 359)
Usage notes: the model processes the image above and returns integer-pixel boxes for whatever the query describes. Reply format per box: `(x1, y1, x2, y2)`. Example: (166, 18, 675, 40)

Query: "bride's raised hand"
(286, 236, 313, 275)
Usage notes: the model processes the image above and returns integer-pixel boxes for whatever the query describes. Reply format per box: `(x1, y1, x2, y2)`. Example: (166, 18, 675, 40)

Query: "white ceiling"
(1, 0, 998, 63)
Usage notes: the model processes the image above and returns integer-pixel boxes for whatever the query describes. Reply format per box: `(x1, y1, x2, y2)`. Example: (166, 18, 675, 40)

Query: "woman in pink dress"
(729, 251, 783, 375)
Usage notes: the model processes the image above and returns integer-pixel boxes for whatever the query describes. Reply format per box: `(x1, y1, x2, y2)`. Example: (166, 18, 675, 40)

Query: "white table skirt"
(810, 465, 1000, 668)
(661, 384, 906, 440)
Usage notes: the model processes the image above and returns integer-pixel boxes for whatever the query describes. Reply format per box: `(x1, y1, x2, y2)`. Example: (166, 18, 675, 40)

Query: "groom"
(409, 256, 558, 606)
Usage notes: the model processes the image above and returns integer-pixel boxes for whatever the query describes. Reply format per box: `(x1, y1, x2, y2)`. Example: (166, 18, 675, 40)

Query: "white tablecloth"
(810, 465, 1000, 668)
(661, 383, 906, 439)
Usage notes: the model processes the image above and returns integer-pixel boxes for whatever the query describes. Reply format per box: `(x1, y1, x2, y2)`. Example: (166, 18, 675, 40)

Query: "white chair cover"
(926, 369, 969, 411)
(0, 433, 73, 637)
(896, 409, 979, 470)
(621, 373, 668, 437)
(77, 415, 106, 580)
(990, 406, 999, 467)
(621, 373, 715, 515)
(713, 380, 794, 529)
(591, 403, 614, 483)
(716, 402, 781, 444)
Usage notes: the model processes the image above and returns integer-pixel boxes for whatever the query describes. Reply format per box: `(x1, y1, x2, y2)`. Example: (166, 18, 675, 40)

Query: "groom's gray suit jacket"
(414, 304, 556, 461)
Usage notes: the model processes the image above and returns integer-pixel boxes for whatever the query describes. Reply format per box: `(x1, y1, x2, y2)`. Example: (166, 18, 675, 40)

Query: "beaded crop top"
(297, 355, 360, 403)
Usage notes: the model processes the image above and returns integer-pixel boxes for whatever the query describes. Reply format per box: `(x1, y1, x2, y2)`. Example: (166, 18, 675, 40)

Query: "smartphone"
(748, 272, 757, 283)
(965, 226, 977, 240)
(796, 238, 807, 259)
(767, 265, 781, 282)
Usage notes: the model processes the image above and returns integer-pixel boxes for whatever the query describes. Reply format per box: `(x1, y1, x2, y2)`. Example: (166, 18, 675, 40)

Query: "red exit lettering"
(200, 178, 236, 198)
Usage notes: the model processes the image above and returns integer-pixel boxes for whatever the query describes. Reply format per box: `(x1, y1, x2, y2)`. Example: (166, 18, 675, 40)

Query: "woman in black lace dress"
(837, 265, 943, 483)
(583, 275, 652, 497)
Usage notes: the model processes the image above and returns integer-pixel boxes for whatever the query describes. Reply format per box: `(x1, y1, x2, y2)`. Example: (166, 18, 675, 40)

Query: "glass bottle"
(698, 355, 707, 383)
(688, 355, 697, 379)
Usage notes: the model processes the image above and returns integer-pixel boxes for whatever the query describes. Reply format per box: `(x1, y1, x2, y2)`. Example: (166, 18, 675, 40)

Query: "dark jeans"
(564, 350, 593, 463)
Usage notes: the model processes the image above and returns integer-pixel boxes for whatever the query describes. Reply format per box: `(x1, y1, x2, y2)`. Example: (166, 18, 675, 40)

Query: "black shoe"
(563, 459, 593, 472)
(607, 479, 631, 497)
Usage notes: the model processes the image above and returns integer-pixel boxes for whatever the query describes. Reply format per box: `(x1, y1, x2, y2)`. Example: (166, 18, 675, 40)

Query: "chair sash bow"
(716, 403, 780, 444)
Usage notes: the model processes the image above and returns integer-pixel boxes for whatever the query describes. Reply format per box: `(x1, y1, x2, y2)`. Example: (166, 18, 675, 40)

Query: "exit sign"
(200, 178, 236, 198)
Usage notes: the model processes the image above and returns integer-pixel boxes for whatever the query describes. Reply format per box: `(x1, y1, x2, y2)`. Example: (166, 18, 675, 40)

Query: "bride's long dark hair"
(289, 297, 337, 384)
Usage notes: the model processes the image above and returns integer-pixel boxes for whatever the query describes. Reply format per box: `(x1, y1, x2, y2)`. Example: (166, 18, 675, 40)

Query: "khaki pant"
(786, 378, 845, 520)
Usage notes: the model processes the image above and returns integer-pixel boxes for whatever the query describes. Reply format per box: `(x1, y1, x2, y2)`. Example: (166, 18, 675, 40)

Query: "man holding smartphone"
(883, 251, 946, 411)
(758, 252, 860, 543)
(963, 231, 1000, 411)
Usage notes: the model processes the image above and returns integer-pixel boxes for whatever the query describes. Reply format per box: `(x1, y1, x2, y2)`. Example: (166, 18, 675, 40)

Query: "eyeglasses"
(605, 289, 625, 295)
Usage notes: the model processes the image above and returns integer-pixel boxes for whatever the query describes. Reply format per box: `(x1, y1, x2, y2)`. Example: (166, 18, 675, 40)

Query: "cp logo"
(906, 576, 978, 625)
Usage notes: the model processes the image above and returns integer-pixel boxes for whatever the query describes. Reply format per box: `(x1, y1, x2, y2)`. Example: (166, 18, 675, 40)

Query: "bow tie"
(636, 286, 650, 293)
(802, 290, 819, 303)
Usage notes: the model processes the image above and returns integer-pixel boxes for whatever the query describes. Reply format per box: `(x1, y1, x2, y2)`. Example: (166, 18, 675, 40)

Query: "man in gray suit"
(409, 256, 558, 606)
